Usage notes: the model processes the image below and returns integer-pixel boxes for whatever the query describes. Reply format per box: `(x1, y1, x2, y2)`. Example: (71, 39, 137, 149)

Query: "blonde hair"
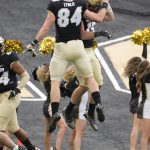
(124, 57, 141, 77)
(136, 60, 150, 92)
(36, 64, 50, 84)
(88, 0, 101, 5)
(63, 65, 76, 82)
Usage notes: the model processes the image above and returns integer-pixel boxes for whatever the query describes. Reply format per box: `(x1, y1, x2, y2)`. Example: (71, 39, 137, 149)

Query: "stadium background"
(0, 0, 150, 149)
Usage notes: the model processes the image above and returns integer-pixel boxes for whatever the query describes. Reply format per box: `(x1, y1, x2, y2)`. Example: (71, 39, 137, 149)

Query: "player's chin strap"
(17, 71, 30, 91)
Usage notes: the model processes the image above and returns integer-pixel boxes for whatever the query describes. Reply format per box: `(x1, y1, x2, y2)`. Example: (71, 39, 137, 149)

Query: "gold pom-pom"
(4, 39, 24, 53)
(131, 29, 144, 45)
(39, 36, 55, 54)
(143, 27, 150, 45)
(93, 39, 98, 49)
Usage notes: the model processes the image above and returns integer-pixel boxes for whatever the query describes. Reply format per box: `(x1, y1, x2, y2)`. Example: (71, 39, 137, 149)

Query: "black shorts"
(43, 100, 51, 118)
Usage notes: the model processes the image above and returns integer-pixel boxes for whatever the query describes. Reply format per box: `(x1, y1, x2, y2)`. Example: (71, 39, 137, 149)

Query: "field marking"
(22, 35, 132, 101)
(21, 81, 46, 101)
(95, 35, 131, 94)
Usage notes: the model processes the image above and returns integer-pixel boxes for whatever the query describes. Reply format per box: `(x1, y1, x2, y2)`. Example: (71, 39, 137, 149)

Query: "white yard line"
(22, 35, 132, 101)
(95, 35, 131, 94)
(21, 81, 46, 101)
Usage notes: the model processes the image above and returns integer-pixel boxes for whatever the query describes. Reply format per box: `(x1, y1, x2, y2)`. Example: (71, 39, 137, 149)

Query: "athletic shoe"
(18, 146, 26, 150)
(50, 146, 56, 150)
(84, 113, 98, 131)
(35, 147, 40, 150)
(96, 103, 105, 122)
(62, 107, 75, 129)
(48, 112, 61, 133)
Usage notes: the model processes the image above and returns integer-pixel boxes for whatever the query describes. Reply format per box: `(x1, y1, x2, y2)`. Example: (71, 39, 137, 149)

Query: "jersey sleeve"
(7, 52, 19, 64)
(47, 0, 55, 13)
(82, 0, 87, 13)
(144, 71, 150, 83)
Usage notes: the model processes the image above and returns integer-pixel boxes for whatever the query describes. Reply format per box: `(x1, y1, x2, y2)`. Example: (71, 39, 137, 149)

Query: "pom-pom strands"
(143, 27, 150, 45)
(131, 27, 150, 59)
(39, 37, 55, 54)
(131, 30, 144, 45)
(4, 39, 24, 53)
(93, 39, 98, 49)
(131, 27, 150, 45)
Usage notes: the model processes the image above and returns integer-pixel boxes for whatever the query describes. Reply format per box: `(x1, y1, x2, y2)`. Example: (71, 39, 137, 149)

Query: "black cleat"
(96, 103, 105, 122)
(84, 113, 98, 131)
(48, 112, 61, 133)
(50, 146, 56, 150)
(34, 147, 40, 150)
(62, 107, 75, 129)
(18, 146, 26, 150)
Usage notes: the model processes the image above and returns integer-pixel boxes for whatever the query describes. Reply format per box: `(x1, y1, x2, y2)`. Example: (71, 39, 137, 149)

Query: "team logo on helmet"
(88, 0, 101, 5)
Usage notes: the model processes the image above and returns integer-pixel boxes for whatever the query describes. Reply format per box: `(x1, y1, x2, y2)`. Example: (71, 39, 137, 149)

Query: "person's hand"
(101, 30, 112, 39)
(8, 88, 21, 99)
(25, 44, 37, 57)
(94, 30, 112, 39)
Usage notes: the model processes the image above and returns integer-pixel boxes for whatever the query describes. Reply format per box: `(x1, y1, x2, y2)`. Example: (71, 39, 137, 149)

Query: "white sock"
(12, 145, 19, 150)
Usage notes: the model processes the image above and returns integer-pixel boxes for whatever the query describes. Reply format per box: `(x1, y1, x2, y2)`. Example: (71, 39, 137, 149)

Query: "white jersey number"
(86, 22, 96, 32)
(0, 71, 10, 86)
(57, 7, 82, 27)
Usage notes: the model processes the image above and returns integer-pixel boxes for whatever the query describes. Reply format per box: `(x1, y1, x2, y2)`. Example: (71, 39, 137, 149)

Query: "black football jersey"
(0, 52, 19, 93)
(47, 0, 87, 42)
(83, 4, 103, 48)
(82, 17, 96, 48)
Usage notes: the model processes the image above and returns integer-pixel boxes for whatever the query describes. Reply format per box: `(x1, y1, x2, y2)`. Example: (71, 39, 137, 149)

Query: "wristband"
(101, 2, 108, 9)
(31, 39, 38, 46)
(107, 3, 113, 13)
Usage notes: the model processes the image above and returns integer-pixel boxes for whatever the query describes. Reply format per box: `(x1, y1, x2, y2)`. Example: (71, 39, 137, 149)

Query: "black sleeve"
(47, 0, 55, 13)
(129, 75, 139, 98)
(82, 0, 87, 14)
(143, 71, 150, 83)
(8, 52, 19, 64)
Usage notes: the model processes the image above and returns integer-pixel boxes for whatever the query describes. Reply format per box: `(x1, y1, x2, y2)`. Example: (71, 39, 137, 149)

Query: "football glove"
(8, 88, 21, 99)
(94, 30, 112, 39)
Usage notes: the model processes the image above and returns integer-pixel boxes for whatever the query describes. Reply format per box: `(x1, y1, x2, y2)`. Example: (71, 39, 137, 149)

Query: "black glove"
(8, 88, 21, 99)
(94, 31, 112, 39)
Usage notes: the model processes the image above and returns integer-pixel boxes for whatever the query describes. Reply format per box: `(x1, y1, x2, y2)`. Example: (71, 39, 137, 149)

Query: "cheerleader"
(32, 64, 67, 150)
(124, 56, 142, 150)
(136, 60, 150, 150)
